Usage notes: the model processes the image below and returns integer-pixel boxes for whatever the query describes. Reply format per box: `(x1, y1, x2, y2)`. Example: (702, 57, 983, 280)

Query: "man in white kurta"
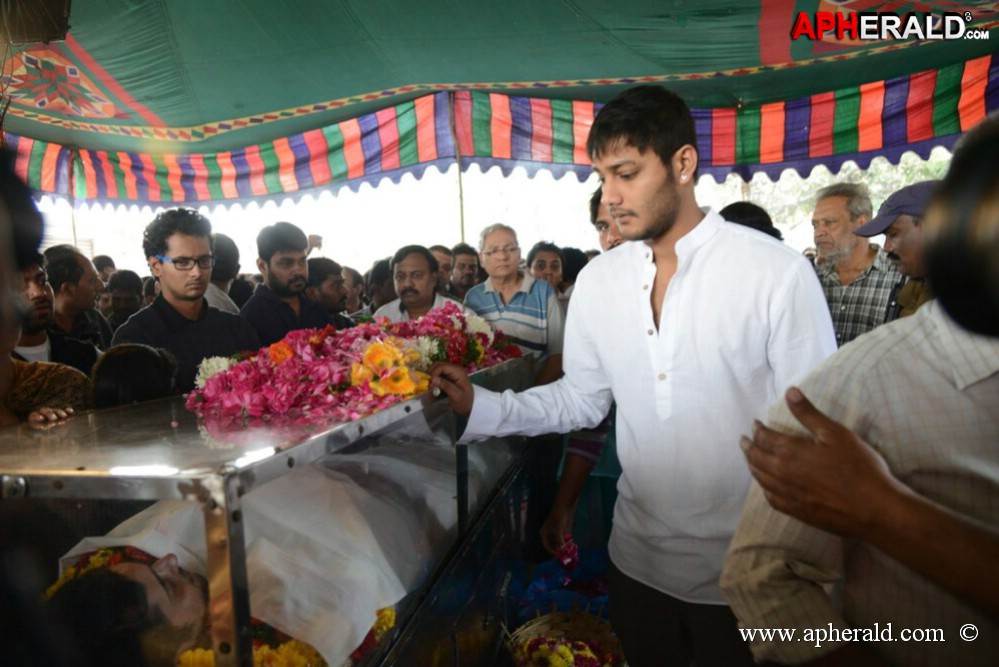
(463, 213, 834, 593)
(434, 85, 836, 665)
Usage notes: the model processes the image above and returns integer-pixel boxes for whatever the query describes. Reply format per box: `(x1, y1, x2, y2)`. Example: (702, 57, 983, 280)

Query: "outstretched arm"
(743, 386, 999, 617)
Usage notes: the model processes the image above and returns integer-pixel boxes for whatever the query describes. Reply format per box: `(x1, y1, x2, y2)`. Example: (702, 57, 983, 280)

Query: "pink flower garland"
(186, 302, 519, 427)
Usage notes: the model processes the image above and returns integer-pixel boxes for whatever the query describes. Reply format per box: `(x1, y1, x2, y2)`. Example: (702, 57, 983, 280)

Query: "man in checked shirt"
(811, 183, 903, 346)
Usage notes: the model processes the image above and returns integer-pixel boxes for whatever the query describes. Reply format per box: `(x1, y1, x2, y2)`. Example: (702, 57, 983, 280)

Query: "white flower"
(464, 312, 495, 344)
(409, 337, 441, 371)
(195, 356, 235, 388)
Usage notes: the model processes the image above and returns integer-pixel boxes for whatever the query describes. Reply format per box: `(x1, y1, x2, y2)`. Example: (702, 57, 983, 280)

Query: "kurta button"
(643, 284, 649, 290)
(647, 329, 653, 336)
(658, 372, 667, 380)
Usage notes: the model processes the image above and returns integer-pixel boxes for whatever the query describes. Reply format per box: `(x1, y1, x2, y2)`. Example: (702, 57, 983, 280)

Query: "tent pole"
(69, 147, 79, 247)
(456, 160, 466, 243)
(447, 92, 466, 243)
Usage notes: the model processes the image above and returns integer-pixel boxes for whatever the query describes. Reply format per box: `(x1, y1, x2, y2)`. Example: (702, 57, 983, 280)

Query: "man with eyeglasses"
(464, 223, 564, 387)
(111, 208, 260, 392)
(239, 221, 337, 346)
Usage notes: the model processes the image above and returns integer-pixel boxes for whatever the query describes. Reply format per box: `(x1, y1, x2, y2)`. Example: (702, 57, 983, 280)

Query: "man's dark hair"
(561, 247, 588, 285)
(43, 244, 85, 292)
(367, 258, 393, 291)
(306, 257, 343, 288)
(142, 276, 158, 298)
(92, 344, 178, 407)
(587, 85, 698, 176)
(25, 251, 46, 271)
(428, 244, 453, 258)
(1, 150, 45, 271)
(526, 242, 563, 270)
(227, 277, 254, 308)
(107, 269, 144, 296)
(256, 222, 307, 263)
(93, 255, 115, 274)
(451, 242, 477, 259)
(589, 187, 603, 225)
(343, 265, 363, 286)
(391, 245, 439, 275)
(211, 234, 240, 282)
(46, 567, 179, 666)
(142, 209, 213, 260)
(720, 202, 783, 241)
(925, 115, 999, 337)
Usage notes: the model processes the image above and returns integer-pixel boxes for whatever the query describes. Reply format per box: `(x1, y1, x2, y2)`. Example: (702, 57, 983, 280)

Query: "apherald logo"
(791, 11, 988, 41)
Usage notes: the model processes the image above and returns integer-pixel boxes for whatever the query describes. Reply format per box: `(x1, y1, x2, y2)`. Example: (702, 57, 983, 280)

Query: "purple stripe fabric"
(783, 98, 811, 162)
(175, 154, 197, 201)
(510, 95, 533, 161)
(55, 147, 71, 194)
(288, 133, 313, 189)
(358, 112, 381, 174)
(434, 92, 454, 158)
(882, 76, 909, 147)
(693, 109, 712, 166)
(229, 149, 252, 198)
(986, 53, 999, 117)
(129, 152, 149, 201)
(89, 151, 107, 199)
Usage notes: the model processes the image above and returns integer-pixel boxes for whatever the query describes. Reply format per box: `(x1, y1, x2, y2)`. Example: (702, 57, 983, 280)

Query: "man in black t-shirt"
(112, 209, 260, 392)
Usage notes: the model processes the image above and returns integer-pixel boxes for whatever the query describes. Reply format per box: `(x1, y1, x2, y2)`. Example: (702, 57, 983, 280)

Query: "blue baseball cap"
(854, 180, 941, 237)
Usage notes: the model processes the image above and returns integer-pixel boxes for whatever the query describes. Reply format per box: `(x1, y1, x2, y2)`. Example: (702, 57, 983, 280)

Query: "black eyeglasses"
(155, 254, 215, 271)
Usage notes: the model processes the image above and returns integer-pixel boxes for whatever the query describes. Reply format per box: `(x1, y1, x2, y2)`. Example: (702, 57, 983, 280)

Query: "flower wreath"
(45, 545, 156, 599)
(176, 609, 395, 667)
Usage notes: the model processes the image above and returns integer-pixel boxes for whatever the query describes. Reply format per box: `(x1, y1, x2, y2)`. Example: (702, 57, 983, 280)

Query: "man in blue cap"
(855, 180, 941, 318)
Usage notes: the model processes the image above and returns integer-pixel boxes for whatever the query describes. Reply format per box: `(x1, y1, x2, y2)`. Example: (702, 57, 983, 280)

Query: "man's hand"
(429, 362, 474, 416)
(741, 387, 905, 540)
(306, 234, 323, 255)
(26, 406, 74, 430)
(540, 504, 574, 555)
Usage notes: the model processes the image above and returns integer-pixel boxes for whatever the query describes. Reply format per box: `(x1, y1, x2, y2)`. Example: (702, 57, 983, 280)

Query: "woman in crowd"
(527, 241, 564, 291)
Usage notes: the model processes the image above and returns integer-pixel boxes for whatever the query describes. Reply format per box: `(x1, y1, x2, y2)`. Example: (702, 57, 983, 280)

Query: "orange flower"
(350, 362, 374, 387)
(361, 341, 403, 371)
(413, 370, 430, 394)
(374, 367, 416, 396)
(267, 341, 294, 366)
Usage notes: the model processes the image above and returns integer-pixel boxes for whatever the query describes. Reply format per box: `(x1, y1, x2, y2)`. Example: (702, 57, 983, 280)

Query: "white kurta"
(463, 209, 836, 603)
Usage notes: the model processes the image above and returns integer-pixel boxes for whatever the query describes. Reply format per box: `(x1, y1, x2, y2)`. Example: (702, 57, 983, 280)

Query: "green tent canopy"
(1, 1, 996, 204)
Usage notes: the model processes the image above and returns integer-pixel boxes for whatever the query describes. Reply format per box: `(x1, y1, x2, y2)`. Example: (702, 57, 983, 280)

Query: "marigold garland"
(45, 546, 156, 599)
(175, 608, 395, 666)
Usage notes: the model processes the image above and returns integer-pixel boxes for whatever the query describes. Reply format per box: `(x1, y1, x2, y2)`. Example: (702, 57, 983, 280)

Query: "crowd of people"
(0, 82, 996, 667)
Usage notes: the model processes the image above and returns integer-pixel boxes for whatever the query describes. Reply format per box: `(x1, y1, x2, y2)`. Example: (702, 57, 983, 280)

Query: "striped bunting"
(5, 54, 997, 204)
(3, 135, 72, 196)
(698, 53, 997, 180)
